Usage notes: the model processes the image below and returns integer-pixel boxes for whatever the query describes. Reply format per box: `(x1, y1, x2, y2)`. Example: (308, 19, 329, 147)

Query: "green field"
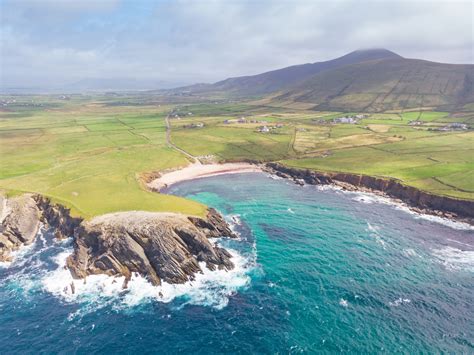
(0, 95, 473, 219)
(0, 97, 206, 218)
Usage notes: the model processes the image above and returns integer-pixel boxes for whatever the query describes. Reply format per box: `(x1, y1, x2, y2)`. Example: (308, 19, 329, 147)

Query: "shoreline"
(147, 160, 473, 227)
(147, 162, 262, 192)
(263, 162, 474, 227)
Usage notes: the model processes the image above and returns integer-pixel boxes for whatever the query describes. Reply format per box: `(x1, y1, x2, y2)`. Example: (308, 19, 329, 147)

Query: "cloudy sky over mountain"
(1, 0, 472, 89)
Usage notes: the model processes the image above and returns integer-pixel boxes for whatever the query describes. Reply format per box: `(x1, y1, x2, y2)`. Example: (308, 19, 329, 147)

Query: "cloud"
(0, 0, 472, 89)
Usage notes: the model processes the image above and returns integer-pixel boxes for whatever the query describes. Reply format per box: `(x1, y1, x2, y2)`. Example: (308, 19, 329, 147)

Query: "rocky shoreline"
(0, 194, 41, 262)
(264, 162, 474, 225)
(2, 163, 472, 286)
(0, 193, 237, 288)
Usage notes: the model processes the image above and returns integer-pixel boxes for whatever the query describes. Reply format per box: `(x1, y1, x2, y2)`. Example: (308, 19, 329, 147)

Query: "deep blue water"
(0, 172, 473, 353)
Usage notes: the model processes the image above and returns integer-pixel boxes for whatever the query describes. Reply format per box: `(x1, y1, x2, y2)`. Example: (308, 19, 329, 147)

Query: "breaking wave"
(317, 186, 474, 231)
(389, 297, 411, 307)
(0, 226, 46, 269)
(42, 245, 253, 310)
(432, 246, 474, 272)
(1, 220, 255, 315)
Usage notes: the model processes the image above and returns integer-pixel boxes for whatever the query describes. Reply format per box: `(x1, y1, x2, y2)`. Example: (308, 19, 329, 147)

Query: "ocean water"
(0, 172, 473, 353)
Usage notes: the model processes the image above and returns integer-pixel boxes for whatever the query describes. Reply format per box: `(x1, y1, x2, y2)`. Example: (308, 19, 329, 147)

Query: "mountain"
(168, 48, 473, 112)
(271, 57, 474, 112)
(171, 49, 401, 97)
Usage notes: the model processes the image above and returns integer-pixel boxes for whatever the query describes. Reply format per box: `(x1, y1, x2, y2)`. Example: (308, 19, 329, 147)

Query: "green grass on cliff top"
(0, 97, 207, 218)
(0, 96, 473, 220)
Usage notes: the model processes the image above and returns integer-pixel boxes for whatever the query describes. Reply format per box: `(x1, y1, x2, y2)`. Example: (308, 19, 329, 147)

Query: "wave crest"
(43, 245, 252, 310)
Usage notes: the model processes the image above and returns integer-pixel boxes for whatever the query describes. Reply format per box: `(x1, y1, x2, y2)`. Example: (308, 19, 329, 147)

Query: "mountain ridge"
(171, 48, 402, 97)
(272, 57, 473, 111)
(167, 48, 474, 111)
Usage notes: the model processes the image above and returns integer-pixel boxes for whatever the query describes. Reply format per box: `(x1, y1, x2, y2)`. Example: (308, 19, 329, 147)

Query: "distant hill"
(168, 49, 474, 112)
(271, 58, 474, 112)
(171, 49, 401, 97)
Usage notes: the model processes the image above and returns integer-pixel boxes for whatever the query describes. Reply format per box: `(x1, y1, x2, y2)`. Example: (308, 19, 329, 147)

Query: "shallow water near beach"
(0, 172, 473, 353)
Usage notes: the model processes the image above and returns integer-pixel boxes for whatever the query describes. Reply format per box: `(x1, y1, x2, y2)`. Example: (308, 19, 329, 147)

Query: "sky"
(0, 0, 473, 90)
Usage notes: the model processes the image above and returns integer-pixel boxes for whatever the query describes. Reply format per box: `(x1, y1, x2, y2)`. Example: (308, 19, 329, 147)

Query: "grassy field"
(0, 97, 207, 218)
(169, 105, 473, 200)
(1, 95, 473, 220)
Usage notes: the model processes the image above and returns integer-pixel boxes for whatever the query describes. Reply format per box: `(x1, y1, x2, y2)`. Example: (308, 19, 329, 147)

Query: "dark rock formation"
(188, 208, 235, 238)
(265, 162, 474, 223)
(34, 195, 82, 240)
(0, 192, 238, 287)
(0, 194, 41, 262)
(66, 211, 236, 286)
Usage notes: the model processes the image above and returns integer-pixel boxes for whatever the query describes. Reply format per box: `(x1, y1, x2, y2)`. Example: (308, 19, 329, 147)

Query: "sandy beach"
(148, 162, 262, 191)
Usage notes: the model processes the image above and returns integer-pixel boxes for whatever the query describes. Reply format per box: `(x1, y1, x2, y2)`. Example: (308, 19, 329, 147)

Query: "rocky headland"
(67, 210, 235, 287)
(0, 193, 236, 287)
(265, 162, 474, 224)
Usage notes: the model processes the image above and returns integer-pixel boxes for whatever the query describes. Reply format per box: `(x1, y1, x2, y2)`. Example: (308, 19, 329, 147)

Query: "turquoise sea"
(0, 172, 472, 353)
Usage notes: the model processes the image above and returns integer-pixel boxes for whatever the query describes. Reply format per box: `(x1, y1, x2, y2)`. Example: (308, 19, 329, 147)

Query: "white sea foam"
(315, 184, 344, 193)
(227, 215, 243, 237)
(352, 193, 388, 205)
(43, 246, 252, 310)
(432, 246, 474, 272)
(267, 173, 284, 180)
(367, 222, 380, 233)
(402, 248, 419, 258)
(0, 228, 44, 268)
(367, 223, 386, 249)
(409, 212, 474, 231)
(278, 175, 473, 231)
(389, 298, 411, 307)
(229, 214, 242, 226)
(349, 189, 474, 231)
(314, 181, 473, 231)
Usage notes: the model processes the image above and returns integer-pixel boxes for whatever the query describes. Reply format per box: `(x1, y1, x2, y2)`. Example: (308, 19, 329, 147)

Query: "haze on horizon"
(0, 0, 473, 91)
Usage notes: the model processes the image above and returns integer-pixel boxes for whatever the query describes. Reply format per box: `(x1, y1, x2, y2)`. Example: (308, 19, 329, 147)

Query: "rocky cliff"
(0, 192, 236, 286)
(0, 194, 41, 262)
(34, 195, 83, 240)
(67, 210, 235, 286)
(265, 163, 474, 223)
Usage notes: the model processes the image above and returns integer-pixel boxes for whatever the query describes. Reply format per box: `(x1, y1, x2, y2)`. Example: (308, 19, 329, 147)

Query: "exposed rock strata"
(0, 193, 236, 287)
(0, 194, 41, 262)
(265, 162, 474, 223)
(188, 208, 235, 238)
(34, 195, 82, 240)
(67, 211, 235, 286)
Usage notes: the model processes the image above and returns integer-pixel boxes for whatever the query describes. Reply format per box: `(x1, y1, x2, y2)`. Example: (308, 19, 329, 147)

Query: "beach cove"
(0, 172, 472, 353)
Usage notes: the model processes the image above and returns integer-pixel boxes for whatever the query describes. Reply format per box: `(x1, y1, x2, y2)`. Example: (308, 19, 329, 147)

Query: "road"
(165, 113, 200, 164)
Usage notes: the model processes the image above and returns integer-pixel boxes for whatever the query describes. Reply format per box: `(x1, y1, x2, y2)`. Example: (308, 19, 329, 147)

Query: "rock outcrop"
(34, 195, 82, 240)
(265, 162, 474, 223)
(67, 211, 236, 286)
(0, 193, 237, 287)
(0, 194, 41, 262)
(188, 208, 235, 238)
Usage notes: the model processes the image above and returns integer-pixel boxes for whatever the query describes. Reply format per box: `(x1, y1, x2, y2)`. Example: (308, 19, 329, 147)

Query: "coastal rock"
(0, 194, 41, 262)
(188, 208, 236, 238)
(66, 211, 235, 286)
(34, 195, 82, 240)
